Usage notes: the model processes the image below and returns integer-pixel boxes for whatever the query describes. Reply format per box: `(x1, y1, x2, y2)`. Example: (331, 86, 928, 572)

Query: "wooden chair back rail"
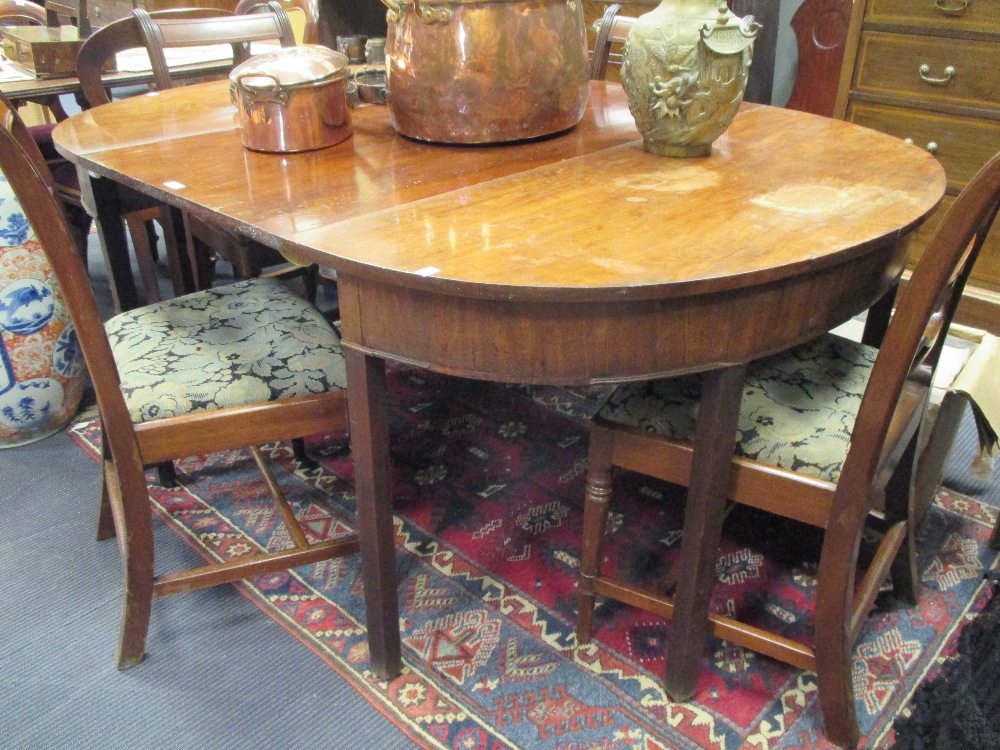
(133, 3, 296, 91)
(0, 98, 355, 670)
(76, 8, 235, 110)
(76, 7, 237, 303)
(0, 0, 46, 25)
(578, 149, 1000, 748)
(234, 0, 320, 44)
(588, 4, 635, 81)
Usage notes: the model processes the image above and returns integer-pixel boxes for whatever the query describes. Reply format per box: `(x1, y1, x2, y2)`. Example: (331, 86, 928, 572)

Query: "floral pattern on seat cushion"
(106, 278, 346, 424)
(597, 333, 878, 483)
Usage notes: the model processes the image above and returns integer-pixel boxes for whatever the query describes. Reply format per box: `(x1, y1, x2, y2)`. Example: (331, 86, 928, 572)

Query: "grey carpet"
(0, 227, 417, 748)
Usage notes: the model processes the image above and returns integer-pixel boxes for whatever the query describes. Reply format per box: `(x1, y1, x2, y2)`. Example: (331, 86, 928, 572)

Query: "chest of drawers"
(835, 0, 1000, 333)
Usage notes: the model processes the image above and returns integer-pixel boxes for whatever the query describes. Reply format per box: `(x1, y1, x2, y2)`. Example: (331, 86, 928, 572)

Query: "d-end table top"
(53, 79, 946, 304)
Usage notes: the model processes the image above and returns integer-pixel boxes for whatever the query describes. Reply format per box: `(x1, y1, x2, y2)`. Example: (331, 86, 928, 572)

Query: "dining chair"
(133, 3, 295, 91)
(75, 9, 238, 305)
(131, 4, 308, 294)
(576, 152, 1000, 748)
(234, 0, 320, 44)
(0, 96, 359, 669)
(0, 2, 94, 250)
(0, 0, 45, 23)
(588, 4, 634, 81)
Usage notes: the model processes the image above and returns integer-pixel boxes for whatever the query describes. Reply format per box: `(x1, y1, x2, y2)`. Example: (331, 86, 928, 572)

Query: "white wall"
(772, 0, 808, 105)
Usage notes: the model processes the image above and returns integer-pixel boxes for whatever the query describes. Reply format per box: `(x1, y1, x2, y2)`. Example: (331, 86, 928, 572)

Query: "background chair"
(783, 0, 853, 116)
(132, 3, 305, 294)
(588, 4, 633, 81)
(76, 8, 236, 305)
(0, 97, 358, 669)
(576, 153, 1000, 748)
(235, 0, 320, 44)
(0, 0, 92, 253)
(133, 3, 295, 92)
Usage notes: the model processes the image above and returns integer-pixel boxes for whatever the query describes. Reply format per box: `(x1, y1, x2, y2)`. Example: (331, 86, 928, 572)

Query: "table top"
(54, 79, 946, 306)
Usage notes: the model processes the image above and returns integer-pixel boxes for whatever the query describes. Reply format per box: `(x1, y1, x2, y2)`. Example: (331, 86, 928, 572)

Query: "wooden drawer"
(88, 0, 132, 26)
(855, 31, 1000, 111)
(907, 196, 1000, 292)
(865, 0, 1000, 38)
(846, 102, 1000, 193)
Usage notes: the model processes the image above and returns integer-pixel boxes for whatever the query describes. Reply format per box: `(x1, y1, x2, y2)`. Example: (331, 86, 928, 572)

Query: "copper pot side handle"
(381, 0, 452, 23)
(234, 72, 289, 106)
(382, 0, 402, 22)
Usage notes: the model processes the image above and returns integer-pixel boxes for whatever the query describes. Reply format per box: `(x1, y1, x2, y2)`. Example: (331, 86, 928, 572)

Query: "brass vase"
(621, 0, 760, 157)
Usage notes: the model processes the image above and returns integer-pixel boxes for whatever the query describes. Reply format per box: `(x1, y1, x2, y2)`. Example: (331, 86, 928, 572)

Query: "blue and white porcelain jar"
(0, 171, 85, 447)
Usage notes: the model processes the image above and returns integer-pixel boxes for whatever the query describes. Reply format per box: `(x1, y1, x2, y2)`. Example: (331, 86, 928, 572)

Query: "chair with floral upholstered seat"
(576, 152, 1000, 747)
(0, 96, 358, 669)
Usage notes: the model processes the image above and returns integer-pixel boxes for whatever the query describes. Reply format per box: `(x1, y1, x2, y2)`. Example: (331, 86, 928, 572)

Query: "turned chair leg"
(578, 424, 615, 644)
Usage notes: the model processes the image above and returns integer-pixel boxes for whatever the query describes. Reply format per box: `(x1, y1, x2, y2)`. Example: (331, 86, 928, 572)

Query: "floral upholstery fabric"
(106, 278, 346, 424)
(597, 334, 878, 483)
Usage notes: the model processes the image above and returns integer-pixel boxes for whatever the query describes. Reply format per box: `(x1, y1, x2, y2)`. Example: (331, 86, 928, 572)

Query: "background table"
(53, 81, 946, 690)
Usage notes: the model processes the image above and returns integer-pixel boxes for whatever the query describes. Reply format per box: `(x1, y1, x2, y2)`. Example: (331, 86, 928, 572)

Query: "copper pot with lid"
(229, 45, 352, 153)
(381, 0, 589, 144)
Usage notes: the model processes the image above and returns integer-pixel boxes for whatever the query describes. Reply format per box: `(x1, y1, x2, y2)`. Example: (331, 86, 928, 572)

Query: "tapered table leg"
(79, 170, 139, 313)
(664, 363, 747, 700)
(344, 346, 402, 680)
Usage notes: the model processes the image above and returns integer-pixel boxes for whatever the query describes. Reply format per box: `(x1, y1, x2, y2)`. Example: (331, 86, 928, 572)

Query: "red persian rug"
(70, 363, 1000, 749)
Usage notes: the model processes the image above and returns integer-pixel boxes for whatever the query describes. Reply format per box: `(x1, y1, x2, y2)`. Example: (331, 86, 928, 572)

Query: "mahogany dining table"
(52, 79, 945, 698)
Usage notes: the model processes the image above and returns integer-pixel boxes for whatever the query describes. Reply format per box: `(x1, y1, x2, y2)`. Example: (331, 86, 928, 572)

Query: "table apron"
(335, 239, 908, 386)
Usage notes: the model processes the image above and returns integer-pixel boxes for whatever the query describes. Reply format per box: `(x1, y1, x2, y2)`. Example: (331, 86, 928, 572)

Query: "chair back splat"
(0, 99, 357, 670)
(576, 151, 1000, 748)
(77, 8, 234, 110)
(133, 1, 295, 91)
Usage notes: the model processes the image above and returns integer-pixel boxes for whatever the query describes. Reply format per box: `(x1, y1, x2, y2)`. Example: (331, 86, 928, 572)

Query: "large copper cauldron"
(381, 0, 589, 144)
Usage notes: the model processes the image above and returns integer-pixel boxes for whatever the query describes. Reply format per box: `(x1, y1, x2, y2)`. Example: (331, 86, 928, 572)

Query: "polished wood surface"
(53, 80, 946, 686)
(575, 152, 1000, 747)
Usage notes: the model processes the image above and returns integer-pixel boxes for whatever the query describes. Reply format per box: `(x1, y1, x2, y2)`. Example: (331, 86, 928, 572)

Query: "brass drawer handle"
(934, 0, 970, 15)
(919, 64, 956, 85)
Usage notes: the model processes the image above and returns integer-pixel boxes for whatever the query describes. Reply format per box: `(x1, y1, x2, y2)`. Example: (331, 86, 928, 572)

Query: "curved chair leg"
(115, 488, 156, 670)
(578, 423, 615, 644)
(814, 527, 863, 748)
